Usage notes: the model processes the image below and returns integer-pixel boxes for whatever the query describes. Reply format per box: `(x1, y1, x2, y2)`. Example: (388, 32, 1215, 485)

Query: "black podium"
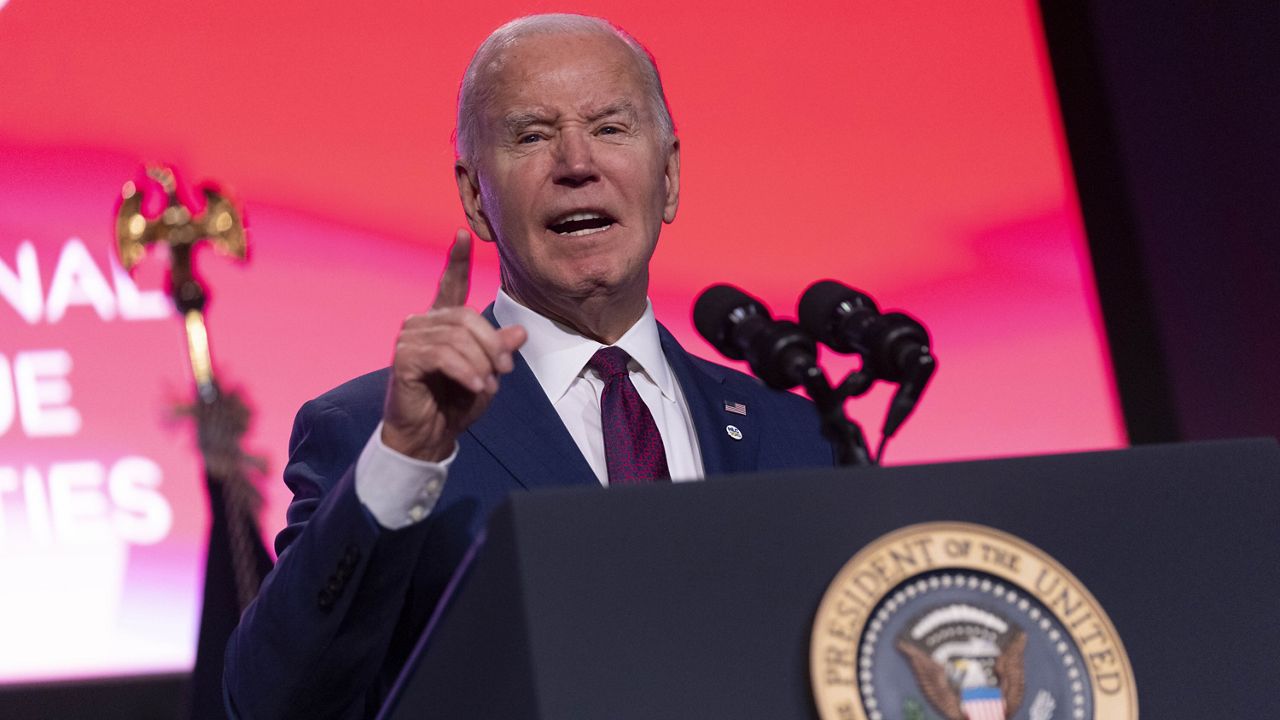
(379, 439, 1279, 719)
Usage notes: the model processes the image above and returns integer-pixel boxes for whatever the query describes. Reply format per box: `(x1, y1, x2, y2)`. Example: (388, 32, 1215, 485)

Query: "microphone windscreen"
(693, 284, 765, 358)
(798, 280, 874, 348)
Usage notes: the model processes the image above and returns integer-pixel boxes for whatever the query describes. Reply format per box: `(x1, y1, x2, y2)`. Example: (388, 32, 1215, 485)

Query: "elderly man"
(224, 14, 832, 719)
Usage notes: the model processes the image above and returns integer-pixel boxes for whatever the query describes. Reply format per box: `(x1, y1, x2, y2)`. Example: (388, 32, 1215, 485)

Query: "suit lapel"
(466, 306, 599, 491)
(660, 326, 761, 478)
(466, 308, 759, 485)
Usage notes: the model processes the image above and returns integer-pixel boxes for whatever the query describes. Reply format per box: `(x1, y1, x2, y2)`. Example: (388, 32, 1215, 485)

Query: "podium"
(379, 439, 1279, 719)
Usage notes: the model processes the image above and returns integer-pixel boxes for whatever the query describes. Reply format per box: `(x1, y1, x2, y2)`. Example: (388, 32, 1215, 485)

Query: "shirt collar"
(493, 288, 674, 405)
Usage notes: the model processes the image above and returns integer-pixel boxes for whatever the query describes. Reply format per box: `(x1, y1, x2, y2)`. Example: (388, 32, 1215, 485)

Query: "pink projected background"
(0, 0, 1123, 684)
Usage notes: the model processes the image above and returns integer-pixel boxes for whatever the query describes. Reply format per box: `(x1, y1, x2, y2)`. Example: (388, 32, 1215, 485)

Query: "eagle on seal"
(897, 620, 1027, 720)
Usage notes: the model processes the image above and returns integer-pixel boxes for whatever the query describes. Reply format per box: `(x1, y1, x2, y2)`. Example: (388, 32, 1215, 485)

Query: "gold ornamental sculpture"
(116, 164, 246, 403)
(113, 165, 266, 611)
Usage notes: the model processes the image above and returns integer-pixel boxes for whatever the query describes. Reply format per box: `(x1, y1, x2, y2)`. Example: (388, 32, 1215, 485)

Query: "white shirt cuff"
(354, 421, 456, 530)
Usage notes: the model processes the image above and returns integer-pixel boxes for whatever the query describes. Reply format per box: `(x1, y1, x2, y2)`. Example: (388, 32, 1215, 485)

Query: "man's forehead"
(496, 29, 635, 69)
(487, 33, 644, 92)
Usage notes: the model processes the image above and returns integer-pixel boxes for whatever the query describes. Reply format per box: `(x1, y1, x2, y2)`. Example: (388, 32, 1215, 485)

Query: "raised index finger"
(432, 228, 473, 309)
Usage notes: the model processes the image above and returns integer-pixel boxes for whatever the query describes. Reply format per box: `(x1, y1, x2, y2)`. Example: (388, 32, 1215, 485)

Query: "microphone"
(877, 316, 935, 438)
(796, 280, 880, 355)
(693, 284, 818, 391)
(799, 280, 936, 437)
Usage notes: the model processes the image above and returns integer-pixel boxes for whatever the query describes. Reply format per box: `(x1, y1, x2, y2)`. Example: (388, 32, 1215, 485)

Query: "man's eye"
(598, 126, 621, 136)
(518, 133, 543, 144)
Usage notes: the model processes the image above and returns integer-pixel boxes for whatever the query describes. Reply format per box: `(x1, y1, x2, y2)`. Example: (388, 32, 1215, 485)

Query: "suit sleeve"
(223, 396, 432, 720)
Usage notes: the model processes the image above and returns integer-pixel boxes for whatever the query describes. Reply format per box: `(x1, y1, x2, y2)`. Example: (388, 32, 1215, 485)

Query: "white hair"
(454, 14, 675, 163)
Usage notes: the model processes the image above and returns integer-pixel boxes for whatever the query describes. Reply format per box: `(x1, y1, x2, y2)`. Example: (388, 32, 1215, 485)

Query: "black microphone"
(693, 284, 818, 391)
(876, 313, 936, 438)
(797, 280, 880, 355)
(799, 280, 936, 437)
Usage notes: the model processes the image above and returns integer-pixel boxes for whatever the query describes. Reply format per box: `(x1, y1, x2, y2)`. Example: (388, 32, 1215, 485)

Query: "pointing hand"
(381, 229, 527, 461)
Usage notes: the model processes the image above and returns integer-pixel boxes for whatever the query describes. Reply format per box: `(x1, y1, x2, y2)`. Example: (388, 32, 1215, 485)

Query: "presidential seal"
(811, 523, 1136, 720)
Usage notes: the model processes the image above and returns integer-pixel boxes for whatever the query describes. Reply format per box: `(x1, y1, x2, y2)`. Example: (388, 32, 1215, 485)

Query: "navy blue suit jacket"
(224, 321, 833, 719)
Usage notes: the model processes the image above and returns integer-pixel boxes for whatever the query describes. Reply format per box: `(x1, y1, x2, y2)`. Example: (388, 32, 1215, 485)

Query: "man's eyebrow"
(500, 101, 640, 135)
(502, 111, 551, 135)
(585, 100, 639, 123)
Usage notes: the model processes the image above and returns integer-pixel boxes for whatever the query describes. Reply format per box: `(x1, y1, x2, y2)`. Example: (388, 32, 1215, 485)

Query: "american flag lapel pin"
(723, 400, 747, 416)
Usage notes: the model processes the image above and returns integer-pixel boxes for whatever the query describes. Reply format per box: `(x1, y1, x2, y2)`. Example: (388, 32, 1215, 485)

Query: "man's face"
(456, 31, 680, 313)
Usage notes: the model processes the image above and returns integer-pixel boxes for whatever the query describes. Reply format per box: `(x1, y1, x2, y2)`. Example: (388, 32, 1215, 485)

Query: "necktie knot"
(588, 346, 632, 380)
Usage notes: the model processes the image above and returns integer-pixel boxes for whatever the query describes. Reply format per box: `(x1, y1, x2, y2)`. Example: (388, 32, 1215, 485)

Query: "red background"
(0, 0, 1122, 682)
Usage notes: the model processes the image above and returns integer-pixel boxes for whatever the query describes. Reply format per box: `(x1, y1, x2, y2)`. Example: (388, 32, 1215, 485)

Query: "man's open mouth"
(548, 211, 616, 236)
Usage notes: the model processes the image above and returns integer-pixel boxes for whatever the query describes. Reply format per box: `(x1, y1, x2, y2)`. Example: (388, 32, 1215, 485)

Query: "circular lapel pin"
(725, 424, 743, 441)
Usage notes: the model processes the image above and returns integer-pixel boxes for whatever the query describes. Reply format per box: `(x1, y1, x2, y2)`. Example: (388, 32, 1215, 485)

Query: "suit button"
(339, 552, 360, 573)
(317, 589, 334, 611)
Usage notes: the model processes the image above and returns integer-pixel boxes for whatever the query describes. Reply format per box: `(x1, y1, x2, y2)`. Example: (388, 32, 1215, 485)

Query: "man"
(224, 14, 832, 719)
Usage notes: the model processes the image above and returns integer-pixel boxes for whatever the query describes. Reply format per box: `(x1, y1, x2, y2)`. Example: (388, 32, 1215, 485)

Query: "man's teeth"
(550, 212, 614, 235)
(562, 225, 610, 236)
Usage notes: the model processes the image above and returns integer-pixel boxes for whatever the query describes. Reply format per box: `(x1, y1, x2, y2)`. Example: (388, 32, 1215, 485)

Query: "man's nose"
(552, 130, 598, 187)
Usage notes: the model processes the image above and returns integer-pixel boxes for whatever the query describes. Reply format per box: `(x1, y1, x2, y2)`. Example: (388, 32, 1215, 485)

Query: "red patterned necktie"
(587, 346, 671, 484)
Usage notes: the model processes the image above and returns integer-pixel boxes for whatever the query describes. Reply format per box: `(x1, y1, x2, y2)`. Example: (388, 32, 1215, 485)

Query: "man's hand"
(381, 230, 528, 461)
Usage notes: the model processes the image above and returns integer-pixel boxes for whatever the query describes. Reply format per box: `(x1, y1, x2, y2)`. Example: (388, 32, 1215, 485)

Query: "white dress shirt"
(355, 290, 703, 529)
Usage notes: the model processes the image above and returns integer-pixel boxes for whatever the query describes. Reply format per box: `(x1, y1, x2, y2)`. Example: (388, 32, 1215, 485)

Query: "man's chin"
(543, 270, 649, 309)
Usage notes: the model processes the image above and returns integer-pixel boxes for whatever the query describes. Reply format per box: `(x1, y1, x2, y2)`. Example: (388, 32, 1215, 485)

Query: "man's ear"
(662, 138, 681, 224)
(455, 161, 495, 242)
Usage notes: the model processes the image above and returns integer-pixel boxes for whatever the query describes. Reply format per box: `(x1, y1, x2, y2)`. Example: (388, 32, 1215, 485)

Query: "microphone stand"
(798, 363, 874, 467)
